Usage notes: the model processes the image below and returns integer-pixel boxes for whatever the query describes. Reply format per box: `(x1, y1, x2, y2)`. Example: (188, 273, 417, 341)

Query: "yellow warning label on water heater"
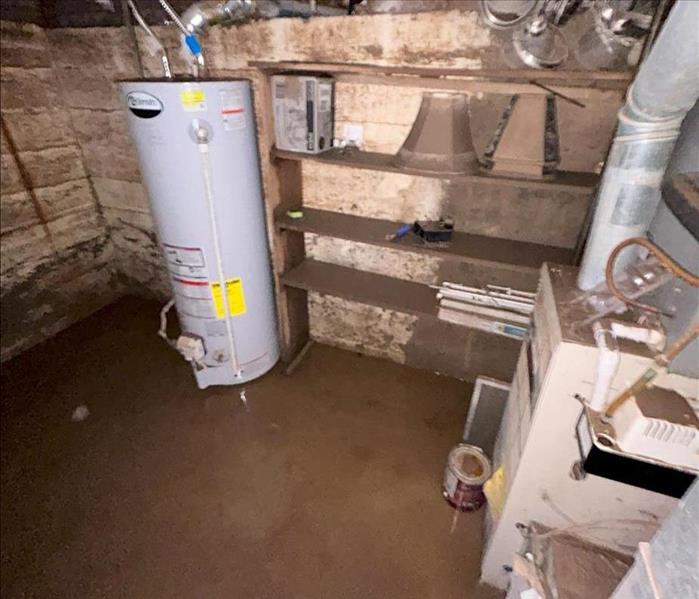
(180, 89, 206, 112)
(211, 278, 246, 319)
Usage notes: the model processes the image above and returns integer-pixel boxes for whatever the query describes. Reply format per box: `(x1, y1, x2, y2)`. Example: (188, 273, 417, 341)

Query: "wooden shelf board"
(271, 147, 598, 193)
(281, 259, 438, 317)
(277, 208, 574, 271)
(281, 259, 523, 380)
(250, 61, 631, 91)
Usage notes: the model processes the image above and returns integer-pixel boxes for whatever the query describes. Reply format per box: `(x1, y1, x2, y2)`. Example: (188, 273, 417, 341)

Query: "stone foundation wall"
(0, 22, 117, 361)
(1, 9, 623, 374)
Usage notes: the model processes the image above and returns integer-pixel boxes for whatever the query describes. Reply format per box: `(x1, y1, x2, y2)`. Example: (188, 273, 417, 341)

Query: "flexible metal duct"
(181, 0, 344, 34)
(577, 0, 699, 290)
(164, 0, 343, 74)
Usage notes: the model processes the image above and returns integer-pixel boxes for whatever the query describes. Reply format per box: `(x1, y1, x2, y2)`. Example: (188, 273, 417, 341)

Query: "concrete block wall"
(0, 9, 623, 376)
(0, 22, 117, 361)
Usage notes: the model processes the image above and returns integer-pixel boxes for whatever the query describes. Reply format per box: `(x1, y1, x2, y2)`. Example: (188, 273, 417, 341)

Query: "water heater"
(121, 80, 279, 388)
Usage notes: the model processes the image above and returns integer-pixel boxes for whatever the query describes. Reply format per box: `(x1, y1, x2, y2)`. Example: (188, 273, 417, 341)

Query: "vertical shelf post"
(251, 70, 309, 362)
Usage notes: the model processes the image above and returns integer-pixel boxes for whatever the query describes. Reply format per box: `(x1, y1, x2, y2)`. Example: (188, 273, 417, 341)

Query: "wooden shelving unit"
(281, 260, 436, 317)
(251, 61, 629, 101)
(276, 207, 574, 271)
(252, 60, 615, 367)
(272, 147, 598, 193)
(280, 259, 523, 382)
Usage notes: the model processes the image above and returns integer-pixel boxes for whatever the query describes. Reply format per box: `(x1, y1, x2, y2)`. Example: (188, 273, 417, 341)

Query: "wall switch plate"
(343, 123, 364, 147)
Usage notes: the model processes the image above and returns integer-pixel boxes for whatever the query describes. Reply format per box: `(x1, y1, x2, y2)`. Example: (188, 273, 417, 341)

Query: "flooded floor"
(1, 297, 501, 598)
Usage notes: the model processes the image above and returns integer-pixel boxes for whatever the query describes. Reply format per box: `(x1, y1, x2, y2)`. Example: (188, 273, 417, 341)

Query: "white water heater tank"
(121, 80, 279, 388)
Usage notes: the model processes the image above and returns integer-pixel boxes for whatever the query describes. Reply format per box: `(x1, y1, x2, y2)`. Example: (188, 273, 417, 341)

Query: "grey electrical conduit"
(577, 0, 699, 290)
(127, 0, 172, 78)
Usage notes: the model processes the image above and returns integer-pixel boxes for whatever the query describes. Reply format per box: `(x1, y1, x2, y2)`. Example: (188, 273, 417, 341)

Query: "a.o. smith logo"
(126, 91, 163, 119)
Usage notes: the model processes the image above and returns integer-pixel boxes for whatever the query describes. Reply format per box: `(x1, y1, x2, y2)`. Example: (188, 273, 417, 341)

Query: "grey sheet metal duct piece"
(393, 93, 479, 175)
(643, 100, 699, 378)
(481, 93, 560, 180)
(577, 0, 699, 290)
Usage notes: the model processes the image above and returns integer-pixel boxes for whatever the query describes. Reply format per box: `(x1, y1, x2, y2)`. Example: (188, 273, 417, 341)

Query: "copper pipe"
(604, 324, 699, 417)
(605, 237, 699, 314)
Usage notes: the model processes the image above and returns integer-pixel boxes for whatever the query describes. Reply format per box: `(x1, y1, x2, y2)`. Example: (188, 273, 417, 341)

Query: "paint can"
(442, 444, 492, 512)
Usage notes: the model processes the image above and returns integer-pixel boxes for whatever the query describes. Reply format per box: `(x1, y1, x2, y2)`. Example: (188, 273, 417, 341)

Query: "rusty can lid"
(447, 444, 492, 485)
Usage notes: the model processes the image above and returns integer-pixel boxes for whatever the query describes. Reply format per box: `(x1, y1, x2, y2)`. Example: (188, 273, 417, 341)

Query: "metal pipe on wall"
(180, 0, 344, 34)
(577, 0, 699, 290)
(128, 0, 172, 78)
(121, 0, 144, 77)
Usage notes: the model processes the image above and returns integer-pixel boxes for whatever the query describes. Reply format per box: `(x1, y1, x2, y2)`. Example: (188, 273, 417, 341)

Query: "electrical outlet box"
(342, 123, 364, 147)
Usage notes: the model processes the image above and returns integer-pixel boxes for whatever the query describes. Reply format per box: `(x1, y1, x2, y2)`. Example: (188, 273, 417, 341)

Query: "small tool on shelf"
(385, 223, 412, 241)
(413, 219, 454, 243)
(385, 219, 454, 244)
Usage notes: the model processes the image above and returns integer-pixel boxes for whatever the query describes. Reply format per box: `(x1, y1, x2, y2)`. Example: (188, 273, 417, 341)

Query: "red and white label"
(171, 276, 216, 319)
(171, 276, 210, 299)
(220, 90, 245, 131)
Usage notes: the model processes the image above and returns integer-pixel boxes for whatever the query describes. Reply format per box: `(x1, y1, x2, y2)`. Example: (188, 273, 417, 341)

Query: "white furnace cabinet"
(481, 265, 693, 590)
(121, 80, 279, 388)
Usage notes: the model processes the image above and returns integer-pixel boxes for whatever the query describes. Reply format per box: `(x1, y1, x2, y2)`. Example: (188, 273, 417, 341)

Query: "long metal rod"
(127, 0, 172, 78)
(439, 299, 531, 325)
(528, 80, 586, 108)
(121, 0, 144, 78)
(197, 129, 241, 378)
(157, 0, 189, 35)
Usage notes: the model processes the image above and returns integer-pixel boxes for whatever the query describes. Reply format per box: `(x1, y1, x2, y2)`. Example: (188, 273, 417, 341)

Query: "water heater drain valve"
(176, 333, 206, 364)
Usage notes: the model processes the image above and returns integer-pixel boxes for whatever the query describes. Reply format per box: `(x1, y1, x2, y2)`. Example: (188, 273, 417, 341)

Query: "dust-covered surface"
(308, 291, 419, 363)
(306, 234, 442, 285)
(522, 524, 632, 599)
(0, 7, 620, 366)
(1, 297, 502, 599)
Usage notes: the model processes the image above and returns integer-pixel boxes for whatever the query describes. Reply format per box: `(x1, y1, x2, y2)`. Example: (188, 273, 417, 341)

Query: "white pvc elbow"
(589, 322, 621, 412)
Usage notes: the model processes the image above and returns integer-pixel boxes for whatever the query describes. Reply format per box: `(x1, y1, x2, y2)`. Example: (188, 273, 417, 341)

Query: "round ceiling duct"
(478, 0, 540, 29)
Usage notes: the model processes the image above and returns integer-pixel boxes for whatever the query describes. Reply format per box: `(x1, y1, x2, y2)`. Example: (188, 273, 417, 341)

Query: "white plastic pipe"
(589, 322, 620, 412)
(610, 321, 666, 352)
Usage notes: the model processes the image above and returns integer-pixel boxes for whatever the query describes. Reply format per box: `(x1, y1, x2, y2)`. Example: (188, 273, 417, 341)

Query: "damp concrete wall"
(0, 22, 117, 361)
(45, 25, 172, 296)
(0, 8, 623, 375)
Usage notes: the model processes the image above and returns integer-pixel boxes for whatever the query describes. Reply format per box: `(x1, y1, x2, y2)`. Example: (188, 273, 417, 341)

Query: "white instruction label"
(164, 244, 208, 278)
(178, 297, 217, 319)
(171, 276, 216, 319)
(220, 90, 245, 131)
